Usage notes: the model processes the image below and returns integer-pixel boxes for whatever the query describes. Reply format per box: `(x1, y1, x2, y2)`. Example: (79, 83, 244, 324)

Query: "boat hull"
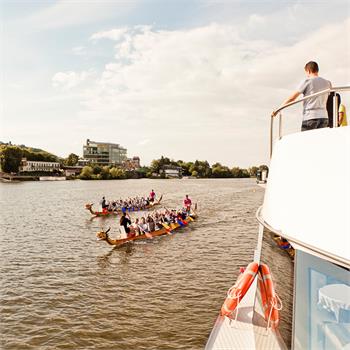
(99, 215, 197, 246)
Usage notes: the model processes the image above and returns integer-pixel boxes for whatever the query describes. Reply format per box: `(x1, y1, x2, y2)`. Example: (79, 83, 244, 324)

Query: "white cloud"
(54, 18, 350, 165)
(138, 139, 150, 146)
(72, 46, 86, 55)
(52, 70, 95, 90)
(17, 1, 138, 30)
(90, 28, 129, 41)
(248, 14, 265, 27)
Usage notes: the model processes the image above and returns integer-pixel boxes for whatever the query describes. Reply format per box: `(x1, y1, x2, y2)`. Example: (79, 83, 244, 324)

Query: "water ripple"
(1, 179, 264, 350)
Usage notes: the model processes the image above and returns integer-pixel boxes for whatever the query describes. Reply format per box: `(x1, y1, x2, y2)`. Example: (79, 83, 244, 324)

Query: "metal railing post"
(278, 112, 282, 139)
(270, 116, 274, 158)
(333, 94, 339, 128)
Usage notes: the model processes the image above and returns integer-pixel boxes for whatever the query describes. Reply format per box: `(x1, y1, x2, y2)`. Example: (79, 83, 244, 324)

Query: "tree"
(248, 166, 259, 177)
(109, 167, 126, 179)
(190, 160, 211, 178)
(178, 161, 193, 176)
(101, 166, 111, 180)
(241, 169, 250, 178)
(22, 148, 58, 162)
(92, 165, 102, 175)
(150, 159, 161, 174)
(150, 156, 172, 174)
(212, 164, 231, 178)
(191, 170, 198, 177)
(231, 167, 243, 178)
(65, 153, 79, 166)
(231, 167, 250, 178)
(80, 166, 93, 179)
(0, 146, 23, 173)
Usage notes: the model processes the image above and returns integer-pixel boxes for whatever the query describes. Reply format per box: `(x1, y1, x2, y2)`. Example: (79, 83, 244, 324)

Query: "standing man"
(149, 189, 156, 203)
(183, 194, 192, 213)
(120, 212, 132, 237)
(274, 61, 331, 131)
(101, 196, 107, 212)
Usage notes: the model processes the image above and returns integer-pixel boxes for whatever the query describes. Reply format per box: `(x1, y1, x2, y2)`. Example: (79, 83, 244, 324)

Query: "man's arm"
(272, 91, 301, 117)
(282, 91, 301, 106)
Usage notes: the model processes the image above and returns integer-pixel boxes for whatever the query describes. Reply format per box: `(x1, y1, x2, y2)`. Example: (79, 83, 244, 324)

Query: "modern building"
(20, 158, 61, 172)
(123, 156, 141, 171)
(83, 139, 127, 166)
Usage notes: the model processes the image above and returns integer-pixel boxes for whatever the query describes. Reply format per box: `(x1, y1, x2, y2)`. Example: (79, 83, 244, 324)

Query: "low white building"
(20, 158, 60, 172)
(162, 165, 183, 178)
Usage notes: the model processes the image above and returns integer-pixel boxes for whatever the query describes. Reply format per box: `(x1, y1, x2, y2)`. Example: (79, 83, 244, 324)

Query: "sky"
(1, 0, 349, 167)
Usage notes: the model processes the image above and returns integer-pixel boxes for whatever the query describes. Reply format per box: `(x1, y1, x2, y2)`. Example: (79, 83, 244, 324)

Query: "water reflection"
(97, 243, 136, 269)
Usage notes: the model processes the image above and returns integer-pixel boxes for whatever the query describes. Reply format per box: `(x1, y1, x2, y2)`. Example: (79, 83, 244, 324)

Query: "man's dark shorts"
(301, 118, 329, 132)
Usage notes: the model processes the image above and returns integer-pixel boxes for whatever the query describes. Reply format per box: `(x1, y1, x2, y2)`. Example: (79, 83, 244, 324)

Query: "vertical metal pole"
(278, 112, 283, 139)
(270, 116, 274, 158)
(333, 93, 339, 128)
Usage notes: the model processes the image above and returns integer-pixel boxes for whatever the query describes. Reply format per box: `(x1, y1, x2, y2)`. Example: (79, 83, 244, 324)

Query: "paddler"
(183, 194, 192, 213)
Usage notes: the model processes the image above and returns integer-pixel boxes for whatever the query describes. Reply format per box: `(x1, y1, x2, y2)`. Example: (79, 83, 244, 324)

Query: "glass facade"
(294, 251, 350, 350)
(83, 140, 127, 166)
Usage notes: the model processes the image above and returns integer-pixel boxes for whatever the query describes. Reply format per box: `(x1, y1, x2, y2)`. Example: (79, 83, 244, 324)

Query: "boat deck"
(205, 276, 286, 350)
(205, 224, 291, 350)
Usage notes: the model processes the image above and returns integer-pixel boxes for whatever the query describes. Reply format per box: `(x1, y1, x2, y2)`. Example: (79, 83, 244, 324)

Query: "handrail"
(270, 85, 350, 157)
(272, 86, 350, 116)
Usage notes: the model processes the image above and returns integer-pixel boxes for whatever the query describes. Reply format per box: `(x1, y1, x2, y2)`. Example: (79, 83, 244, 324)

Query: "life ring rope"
(220, 262, 259, 318)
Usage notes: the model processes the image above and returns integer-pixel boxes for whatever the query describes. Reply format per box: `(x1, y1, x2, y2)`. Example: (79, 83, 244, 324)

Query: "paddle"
(161, 222, 172, 234)
(137, 224, 153, 239)
(145, 231, 153, 239)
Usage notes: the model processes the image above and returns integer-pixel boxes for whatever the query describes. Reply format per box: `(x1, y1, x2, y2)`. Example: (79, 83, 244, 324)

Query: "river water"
(1, 179, 264, 350)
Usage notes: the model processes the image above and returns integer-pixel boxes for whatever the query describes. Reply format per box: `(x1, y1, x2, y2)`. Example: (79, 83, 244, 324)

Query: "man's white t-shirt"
(297, 76, 331, 121)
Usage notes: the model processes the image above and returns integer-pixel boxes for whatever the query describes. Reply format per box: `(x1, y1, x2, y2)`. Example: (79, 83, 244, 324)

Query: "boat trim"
(255, 206, 350, 269)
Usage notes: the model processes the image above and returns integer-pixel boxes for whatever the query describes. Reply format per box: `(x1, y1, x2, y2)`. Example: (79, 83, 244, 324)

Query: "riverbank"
(0, 173, 68, 182)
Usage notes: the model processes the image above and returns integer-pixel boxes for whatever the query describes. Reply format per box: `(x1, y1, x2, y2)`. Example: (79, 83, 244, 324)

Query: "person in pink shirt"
(183, 194, 192, 213)
(149, 189, 156, 203)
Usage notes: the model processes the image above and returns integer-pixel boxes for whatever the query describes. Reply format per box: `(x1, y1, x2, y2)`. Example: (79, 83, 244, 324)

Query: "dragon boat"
(85, 195, 163, 217)
(96, 211, 197, 247)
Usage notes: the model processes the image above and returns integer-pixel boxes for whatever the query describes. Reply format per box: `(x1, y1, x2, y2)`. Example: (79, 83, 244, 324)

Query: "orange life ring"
(221, 262, 259, 318)
(258, 264, 281, 329)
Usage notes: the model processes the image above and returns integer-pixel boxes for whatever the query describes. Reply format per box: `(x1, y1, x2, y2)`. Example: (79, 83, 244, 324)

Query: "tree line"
(148, 156, 268, 178)
(79, 165, 142, 180)
(0, 144, 268, 179)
